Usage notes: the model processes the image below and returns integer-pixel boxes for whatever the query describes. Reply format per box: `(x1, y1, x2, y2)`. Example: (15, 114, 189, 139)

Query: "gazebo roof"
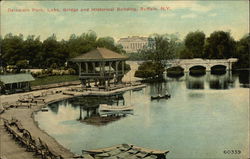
(70, 48, 128, 62)
(0, 73, 34, 84)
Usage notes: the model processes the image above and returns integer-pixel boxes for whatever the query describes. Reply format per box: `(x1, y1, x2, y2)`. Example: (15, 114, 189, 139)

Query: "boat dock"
(82, 144, 169, 159)
(63, 83, 146, 97)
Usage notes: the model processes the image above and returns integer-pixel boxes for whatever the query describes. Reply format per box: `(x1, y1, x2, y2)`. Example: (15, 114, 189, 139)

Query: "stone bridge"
(164, 58, 238, 72)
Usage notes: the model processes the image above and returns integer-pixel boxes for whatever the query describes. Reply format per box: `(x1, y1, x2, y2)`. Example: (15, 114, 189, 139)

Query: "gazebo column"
(99, 61, 104, 86)
(122, 61, 125, 75)
(102, 61, 106, 86)
(109, 62, 112, 75)
(85, 62, 88, 73)
(108, 61, 112, 86)
(115, 61, 119, 83)
(92, 62, 96, 73)
(92, 62, 98, 86)
(77, 62, 82, 77)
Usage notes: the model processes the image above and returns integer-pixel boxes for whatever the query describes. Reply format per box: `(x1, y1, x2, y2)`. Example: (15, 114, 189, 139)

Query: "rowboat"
(151, 94, 171, 100)
(99, 104, 133, 112)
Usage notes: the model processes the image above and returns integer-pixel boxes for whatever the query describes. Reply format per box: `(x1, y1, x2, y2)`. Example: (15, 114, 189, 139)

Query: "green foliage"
(50, 63, 59, 69)
(166, 66, 184, 77)
(16, 60, 28, 69)
(96, 36, 125, 54)
(137, 33, 180, 62)
(184, 31, 205, 58)
(133, 33, 180, 80)
(135, 61, 164, 79)
(1, 31, 125, 71)
(233, 34, 250, 69)
(167, 66, 184, 73)
(179, 48, 193, 59)
(126, 53, 148, 61)
(146, 34, 177, 61)
(203, 31, 236, 59)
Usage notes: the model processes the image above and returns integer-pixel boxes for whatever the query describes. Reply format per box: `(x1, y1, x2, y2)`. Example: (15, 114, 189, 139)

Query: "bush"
(50, 63, 58, 69)
(167, 66, 184, 77)
(68, 68, 76, 75)
(135, 61, 164, 79)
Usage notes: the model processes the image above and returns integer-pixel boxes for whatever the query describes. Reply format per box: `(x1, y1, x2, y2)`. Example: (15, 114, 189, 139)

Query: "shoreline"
(1, 88, 76, 158)
(1, 83, 146, 158)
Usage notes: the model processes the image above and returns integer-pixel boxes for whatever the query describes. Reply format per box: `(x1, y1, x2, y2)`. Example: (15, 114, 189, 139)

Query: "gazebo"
(70, 47, 128, 88)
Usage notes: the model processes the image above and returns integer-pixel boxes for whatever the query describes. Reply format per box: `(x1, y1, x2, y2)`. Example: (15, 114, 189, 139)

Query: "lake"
(34, 70, 249, 159)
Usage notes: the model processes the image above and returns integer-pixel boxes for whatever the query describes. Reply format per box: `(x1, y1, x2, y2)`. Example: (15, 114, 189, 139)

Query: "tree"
(203, 31, 236, 59)
(179, 48, 193, 59)
(233, 34, 250, 69)
(23, 35, 42, 68)
(149, 33, 177, 61)
(16, 60, 29, 72)
(135, 33, 179, 79)
(1, 33, 24, 65)
(184, 31, 205, 58)
(135, 61, 164, 79)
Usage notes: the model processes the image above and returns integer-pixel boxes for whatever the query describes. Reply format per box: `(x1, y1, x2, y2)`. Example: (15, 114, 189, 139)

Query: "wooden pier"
(82, 144, 169, 159)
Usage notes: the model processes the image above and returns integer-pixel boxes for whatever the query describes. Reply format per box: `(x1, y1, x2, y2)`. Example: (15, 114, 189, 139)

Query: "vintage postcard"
(0, 1, 249, 159)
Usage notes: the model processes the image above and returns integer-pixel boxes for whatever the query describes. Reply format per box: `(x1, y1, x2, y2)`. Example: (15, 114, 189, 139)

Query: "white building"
(117, 36, 148, 53)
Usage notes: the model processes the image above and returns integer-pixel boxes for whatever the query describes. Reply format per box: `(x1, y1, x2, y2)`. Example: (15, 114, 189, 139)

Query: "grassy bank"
(31, 75, 79, 86)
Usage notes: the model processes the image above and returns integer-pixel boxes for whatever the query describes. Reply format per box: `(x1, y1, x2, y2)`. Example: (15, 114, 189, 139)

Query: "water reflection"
(165, 71, 241, 90)
(149, 82, 170, 95)
(235, 70, 250, 88)
(48, 95, 133, 126)
(186, 75, 205, 89)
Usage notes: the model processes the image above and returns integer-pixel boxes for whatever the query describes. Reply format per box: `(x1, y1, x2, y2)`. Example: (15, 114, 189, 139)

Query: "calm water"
(35, 71, 249, 159)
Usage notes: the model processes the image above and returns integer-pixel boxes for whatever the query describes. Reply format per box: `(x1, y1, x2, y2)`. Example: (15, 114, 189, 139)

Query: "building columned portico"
(70, 47, 128, 88)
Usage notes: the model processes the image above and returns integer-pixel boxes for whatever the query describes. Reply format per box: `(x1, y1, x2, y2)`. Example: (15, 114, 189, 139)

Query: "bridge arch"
(211, 64, 227, 74)
(189, 65, 206, 75)
(184, 64, 209, 72)
(210, 63, 228, 70)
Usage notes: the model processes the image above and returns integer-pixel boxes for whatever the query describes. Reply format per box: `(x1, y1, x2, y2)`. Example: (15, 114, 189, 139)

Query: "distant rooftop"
(0, 73, 35, 84)
(118, 36, 148, 42)
(70, 48, 128, 62)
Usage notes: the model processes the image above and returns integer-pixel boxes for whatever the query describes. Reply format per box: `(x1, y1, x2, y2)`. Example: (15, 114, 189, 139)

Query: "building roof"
(0, 73, 35, 84)
(118, 36, 148, 43)
(70, 48, 128, 62)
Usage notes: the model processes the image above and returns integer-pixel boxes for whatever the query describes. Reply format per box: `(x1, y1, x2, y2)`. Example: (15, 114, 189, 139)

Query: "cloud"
(181, 13, 197, 19)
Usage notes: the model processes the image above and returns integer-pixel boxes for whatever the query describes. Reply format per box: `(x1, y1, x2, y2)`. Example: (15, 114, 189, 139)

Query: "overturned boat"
(82, 144, 169, 159)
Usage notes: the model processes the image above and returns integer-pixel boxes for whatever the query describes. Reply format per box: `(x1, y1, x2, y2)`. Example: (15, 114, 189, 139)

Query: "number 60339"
(223, 150, 241, 154)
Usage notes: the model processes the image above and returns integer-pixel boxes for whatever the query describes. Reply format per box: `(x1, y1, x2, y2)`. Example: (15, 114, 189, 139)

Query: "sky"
(1, 1, 249, 41)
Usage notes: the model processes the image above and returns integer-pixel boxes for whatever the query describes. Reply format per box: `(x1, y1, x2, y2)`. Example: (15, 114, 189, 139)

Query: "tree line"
(179, 31, 249, 69)
(0, 30, 249, 72)
(134, 31, 249, 79)
(0, 30, 124, 70)
(134, 31, 249, 69)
